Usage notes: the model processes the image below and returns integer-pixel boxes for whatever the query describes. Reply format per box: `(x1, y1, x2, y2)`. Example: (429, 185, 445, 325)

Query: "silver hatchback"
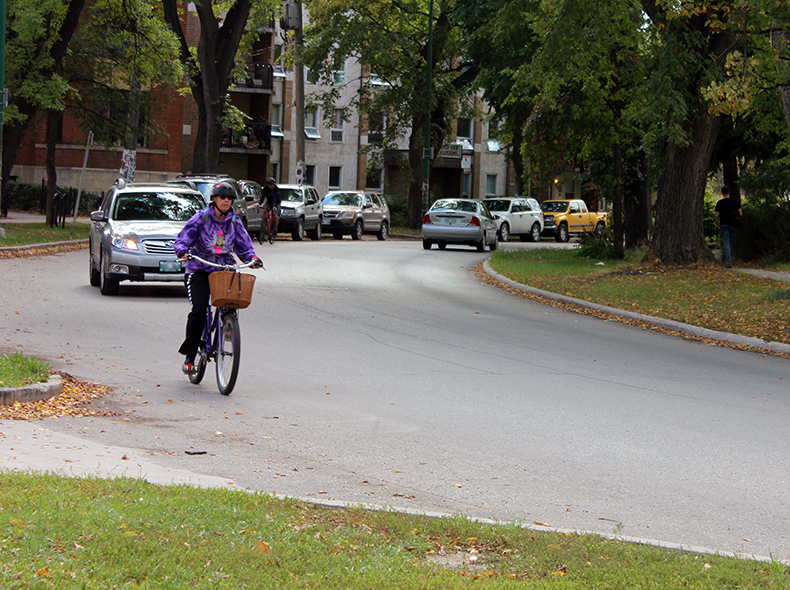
(88, 181, 205, 295)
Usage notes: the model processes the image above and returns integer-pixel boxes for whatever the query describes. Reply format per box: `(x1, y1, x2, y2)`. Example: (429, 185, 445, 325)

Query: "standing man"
(259, 177, 281, 239)
(714, 186, 742, 268)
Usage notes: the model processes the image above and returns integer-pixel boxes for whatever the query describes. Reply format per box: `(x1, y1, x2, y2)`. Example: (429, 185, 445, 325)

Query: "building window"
(305, 110, 321, 140)
(457, 118, 472, 140)
(328, 166, 342, 189)
(271, 163, 280, 182)
(273, 45, 286, 78)
(366, 167, 383, 190)
(270, 104, 283, 138)
(305, 165, 316, 186)
(332, 60, 347, 85)
(330, 109, 344, 143)
(463, 173, 471, 197)
(485, 174, 498, 197)
(367, 113, 386, 144)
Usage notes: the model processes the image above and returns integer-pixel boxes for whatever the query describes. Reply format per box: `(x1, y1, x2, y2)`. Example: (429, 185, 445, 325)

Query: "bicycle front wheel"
(216, 312, 241, 395)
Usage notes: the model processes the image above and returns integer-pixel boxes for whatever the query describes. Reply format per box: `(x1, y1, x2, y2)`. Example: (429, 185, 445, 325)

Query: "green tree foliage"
(1, 0, 86, 216)
(162, 0, 279, 174)
(301, 0, 477, 227)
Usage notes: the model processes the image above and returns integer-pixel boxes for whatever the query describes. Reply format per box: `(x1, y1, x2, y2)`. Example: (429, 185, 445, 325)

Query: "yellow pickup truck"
(540, 200, 607, 242)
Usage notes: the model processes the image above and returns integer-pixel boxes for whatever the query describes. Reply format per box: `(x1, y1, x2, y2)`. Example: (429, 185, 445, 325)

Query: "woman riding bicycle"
(175, 181, 262, 374)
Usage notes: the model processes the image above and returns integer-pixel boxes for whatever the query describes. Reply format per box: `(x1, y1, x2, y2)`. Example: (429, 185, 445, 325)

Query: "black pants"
(179, 272, 211, 359)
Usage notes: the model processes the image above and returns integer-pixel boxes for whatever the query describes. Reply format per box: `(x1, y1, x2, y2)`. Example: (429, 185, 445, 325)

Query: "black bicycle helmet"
(211, 182, 236, 198)
(265, 177, 276, 185)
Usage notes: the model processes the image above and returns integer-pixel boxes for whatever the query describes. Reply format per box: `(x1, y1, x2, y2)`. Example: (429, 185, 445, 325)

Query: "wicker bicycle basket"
(209, 271, 256, 309)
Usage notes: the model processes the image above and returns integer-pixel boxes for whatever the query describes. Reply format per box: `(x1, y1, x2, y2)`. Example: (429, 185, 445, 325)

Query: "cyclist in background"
(258, 177, 281, 238)
(175, 182, 262, 374)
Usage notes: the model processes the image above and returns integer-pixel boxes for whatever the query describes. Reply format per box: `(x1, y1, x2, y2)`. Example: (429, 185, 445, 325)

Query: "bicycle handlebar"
(185, 253, 263, 271)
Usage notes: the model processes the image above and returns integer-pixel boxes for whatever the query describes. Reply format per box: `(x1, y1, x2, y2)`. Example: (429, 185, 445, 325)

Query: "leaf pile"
(0, 242, 86, 259)
(0, 372, 115, 420)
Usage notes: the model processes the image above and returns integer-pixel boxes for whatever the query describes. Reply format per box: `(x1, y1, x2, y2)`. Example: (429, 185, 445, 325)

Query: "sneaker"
(182, 359, 196, 374)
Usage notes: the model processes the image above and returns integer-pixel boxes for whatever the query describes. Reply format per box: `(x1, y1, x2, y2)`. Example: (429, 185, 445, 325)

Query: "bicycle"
(184, 254, 262, 395)
(256, 204, 277, 245)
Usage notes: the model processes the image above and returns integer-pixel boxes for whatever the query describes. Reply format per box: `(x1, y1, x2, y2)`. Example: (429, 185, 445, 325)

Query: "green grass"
(0, 352, 50, 388)
(0, 222, 89, 246)
(0, 472, 786, 589)
(489, 249, 790, 345)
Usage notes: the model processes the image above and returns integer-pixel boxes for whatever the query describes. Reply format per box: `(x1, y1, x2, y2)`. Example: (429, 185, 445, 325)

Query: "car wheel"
(530, 223, 541, 242)
(99, 251, 119, 296)
(351, 220, 363, 240)
(308, 220, 322, 240)
(377, 221, 389, 241)
(438, 241, 447, 250)
(89, 242, 100, 287)
(556, 223, 569, 243)
(499, 222, 509, 242)
(422, 239, 432, 250)
(489, 231, 499, 251)
(333, 232, 344, 240)
(594, 221, 605, 238)
(292, 218, 304, 241)
(476, 235, 486, 252)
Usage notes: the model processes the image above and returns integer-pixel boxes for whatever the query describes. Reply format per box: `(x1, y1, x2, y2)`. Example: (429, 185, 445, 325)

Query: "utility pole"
(422, 0, 434, 215)
(0, 0, 7, 225)
(294, 0, 305, 184)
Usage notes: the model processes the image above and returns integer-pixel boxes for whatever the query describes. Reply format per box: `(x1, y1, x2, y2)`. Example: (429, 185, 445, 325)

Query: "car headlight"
(111, 232, 139, 251)
(281, 208, 296, 217)
(339, 211, 354, 219)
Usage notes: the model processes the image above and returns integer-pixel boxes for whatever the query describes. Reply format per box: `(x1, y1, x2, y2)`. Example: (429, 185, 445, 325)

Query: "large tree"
(301, 0, 477, 227)
(641, 1, 738, 264)
(1, 0, 86, 218)
(162, 0, 278, 174)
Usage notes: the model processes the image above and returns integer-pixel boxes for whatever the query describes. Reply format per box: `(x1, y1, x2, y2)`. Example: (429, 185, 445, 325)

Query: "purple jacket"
(175, 205, 257, 273)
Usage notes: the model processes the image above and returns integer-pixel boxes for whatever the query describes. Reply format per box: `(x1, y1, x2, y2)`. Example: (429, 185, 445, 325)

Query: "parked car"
(541, 199, 607, 242)
(235, 180, 264, 234)
(321, 191, 390, 240)
(88, 180, 205, 295)
(483, 197, 544, 242)
(166, 174, 243, 209)
(277, 184, 323, 241)
(421, 198, 499, 251)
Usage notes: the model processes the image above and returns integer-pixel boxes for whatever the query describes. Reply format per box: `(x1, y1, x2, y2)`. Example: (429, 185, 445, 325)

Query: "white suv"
(483, 197, 544, 242)
(276, 184, 323, 241)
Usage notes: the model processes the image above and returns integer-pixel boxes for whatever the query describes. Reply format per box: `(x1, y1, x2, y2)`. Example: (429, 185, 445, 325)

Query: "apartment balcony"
(231, 62, 275, 93)
(221, 123, 272, 154)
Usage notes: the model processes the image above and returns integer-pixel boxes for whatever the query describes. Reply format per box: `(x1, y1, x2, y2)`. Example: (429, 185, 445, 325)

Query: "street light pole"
(421, 0, 434, 215)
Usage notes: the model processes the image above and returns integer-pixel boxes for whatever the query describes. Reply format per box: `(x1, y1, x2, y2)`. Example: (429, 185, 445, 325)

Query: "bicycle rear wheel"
(189, 350, 207, 384)
(216, 312, 240, 395)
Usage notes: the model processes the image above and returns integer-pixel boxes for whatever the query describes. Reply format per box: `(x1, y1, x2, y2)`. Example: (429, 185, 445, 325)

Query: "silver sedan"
(421, 198, 499, 251)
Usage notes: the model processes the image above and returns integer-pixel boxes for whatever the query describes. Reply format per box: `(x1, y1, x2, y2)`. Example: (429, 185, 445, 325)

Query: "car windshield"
(323, 192, 362, 207)
(541, 201, 570, 213)
(113, 192, 204, 222)
(430, 199, 477, 213)
(281, 189, 304, 203)
(484, 199, 510, 212)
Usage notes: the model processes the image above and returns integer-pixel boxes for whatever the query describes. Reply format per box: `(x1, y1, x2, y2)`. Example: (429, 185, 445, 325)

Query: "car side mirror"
(306, 199, 315, 205)
(90, 211, 107, 222)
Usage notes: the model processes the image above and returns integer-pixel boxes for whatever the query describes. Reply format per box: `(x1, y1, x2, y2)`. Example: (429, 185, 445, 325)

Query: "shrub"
(733, 203, 790, 263)
(575, 232, 622, 260)
(5, 181, 100, 216)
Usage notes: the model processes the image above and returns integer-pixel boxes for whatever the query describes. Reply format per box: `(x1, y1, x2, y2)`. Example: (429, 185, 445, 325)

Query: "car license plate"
(159, 260, 182, 272)
(441, 217, 461, 226)
(322, 219, 330, 225)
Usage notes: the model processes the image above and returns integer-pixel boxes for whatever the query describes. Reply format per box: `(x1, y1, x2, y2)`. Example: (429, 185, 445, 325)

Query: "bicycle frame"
(184, 254, 260, 395)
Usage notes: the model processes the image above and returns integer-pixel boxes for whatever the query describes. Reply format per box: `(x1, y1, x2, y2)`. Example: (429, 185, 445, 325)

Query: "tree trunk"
(646, 108, 720, 264)
(407, 113, 426, 229)
(771, 25, 790, 141)
(612, 142, 624, 258)
(45, 112, 58, 226)
(624, 151, 650, 249)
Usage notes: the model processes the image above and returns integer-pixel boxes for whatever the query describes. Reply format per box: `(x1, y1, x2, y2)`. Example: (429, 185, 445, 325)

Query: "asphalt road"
(1, 238, 789, 561)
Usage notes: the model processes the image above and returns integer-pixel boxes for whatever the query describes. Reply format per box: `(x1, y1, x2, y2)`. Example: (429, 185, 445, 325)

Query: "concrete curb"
(483, 261, 790, 356)
(0, 374, 63, 406)
(0, 239, 88, 253)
